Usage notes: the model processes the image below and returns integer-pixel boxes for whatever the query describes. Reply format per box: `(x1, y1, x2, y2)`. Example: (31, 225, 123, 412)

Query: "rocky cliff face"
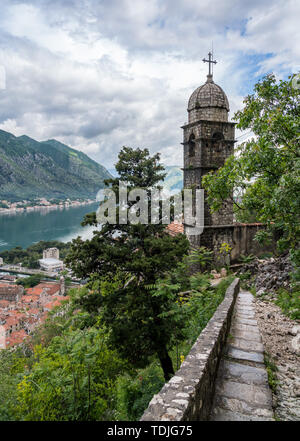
(0, 130, 112, 200)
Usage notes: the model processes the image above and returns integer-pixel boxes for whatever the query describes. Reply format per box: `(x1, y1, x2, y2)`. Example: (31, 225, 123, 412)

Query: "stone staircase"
(210, 290, 274, 421)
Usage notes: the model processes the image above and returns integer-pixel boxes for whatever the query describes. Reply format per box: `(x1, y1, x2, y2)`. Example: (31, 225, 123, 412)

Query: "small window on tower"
(212, 132, 224, 141)
(188, 134, 195, 157)
(212, 132, 224, 151)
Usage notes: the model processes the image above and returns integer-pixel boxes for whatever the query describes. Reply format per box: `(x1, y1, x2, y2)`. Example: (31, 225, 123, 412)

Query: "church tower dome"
(187, 74, 229, 123)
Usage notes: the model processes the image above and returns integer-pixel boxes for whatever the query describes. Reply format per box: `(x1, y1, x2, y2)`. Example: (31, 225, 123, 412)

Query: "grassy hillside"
(0, 130, 112, 201)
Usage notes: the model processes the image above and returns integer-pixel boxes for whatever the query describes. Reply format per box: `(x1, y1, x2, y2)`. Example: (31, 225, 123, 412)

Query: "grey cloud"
(78, 109, 134, 138)
(0, 0, 297, 169)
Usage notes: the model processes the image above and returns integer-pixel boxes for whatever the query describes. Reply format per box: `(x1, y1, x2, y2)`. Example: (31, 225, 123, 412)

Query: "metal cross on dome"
(202, 52, 217, 76)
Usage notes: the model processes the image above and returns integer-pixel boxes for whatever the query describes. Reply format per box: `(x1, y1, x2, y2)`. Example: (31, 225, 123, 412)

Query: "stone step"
(227, 346, 264, 364)
(217, 360, 269, 386)
(230, 336, 264, 353)
(209, 290, 274, 421)
(230, 328, 262, 342)
(210, 407, 274, 421)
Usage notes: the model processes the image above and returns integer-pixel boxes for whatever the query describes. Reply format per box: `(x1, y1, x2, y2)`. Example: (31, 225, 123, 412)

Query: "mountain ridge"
(108, 165, 183, 194)
(0, 129, 112, 201)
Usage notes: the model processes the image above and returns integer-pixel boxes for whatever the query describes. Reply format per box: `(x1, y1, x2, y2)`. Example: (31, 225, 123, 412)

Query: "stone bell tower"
(182, 53, 236, 253)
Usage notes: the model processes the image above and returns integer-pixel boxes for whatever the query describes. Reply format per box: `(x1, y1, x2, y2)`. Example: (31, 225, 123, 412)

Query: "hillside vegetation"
(0, 258, 233, 421)
(0, 130, 112, 201)
(0, 240, 71, 269)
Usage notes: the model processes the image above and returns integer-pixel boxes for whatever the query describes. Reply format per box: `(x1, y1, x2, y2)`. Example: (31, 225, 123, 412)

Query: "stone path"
(255, 298, 300, 420)
(210, 290, 274, 421)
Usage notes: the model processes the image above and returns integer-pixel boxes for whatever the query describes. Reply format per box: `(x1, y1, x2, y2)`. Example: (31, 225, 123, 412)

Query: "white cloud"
(0, 0, 298, 168)
(0, 65, 5, 90)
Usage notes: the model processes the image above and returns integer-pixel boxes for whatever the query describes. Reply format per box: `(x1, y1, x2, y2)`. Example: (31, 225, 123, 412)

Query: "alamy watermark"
(96, 182, 204, 236)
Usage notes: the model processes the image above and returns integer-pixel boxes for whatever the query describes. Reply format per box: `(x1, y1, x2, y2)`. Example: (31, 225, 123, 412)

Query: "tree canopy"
(66, 147, 190, 380)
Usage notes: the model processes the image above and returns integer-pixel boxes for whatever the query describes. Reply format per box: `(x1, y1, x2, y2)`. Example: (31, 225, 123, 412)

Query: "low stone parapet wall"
(140, 278, 240, 421)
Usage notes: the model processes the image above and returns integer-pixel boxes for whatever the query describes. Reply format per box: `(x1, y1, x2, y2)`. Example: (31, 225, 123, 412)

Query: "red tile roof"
(166, 221, 184, 236)
(3, 315, 20, 328)
(51, 300, 64, 308)
(26, 283, 60, 296)
(6, 329, 27, 347)
(22, 295, 39, 303)
(29, 308, 40, 316)
(43, 295, 68, 311)
(44, 302, 54, 310)
(26, 287, 43, 295)
(8, 309, 25, 318)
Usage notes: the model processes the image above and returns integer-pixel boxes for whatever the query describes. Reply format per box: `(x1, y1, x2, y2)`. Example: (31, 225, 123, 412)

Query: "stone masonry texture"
(140, 278, 240, 421)
(182, 75, 235, 262)
(210, 290, 274, 421)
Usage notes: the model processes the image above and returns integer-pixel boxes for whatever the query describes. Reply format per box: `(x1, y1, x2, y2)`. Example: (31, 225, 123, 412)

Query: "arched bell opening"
(188, 133, 196, 157)
(212, 131, 224, 151)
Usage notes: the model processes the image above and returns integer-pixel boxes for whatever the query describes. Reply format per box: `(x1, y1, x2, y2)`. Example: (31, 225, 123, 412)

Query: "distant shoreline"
(0, 199, 97, 216)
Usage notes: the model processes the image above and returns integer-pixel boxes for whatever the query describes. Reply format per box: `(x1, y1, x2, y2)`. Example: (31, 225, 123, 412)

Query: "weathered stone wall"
(187, 224, 273, 265)
(182, 123, 235, 172)
(140, 278, 240, 421)
(189, 106, 228, 123)
(182, 121, 235, 230)
(231, 224, 274, 260)
(182, 76, 235, 236)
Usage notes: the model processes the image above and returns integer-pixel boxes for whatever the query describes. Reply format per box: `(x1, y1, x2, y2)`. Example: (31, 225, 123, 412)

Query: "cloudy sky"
(0, 0, 299, 169)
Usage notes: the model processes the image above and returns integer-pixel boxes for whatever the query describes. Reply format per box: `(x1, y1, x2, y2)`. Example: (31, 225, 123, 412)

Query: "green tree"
(16, 327, 126, 421)
(0, 349, 27, 420)
(66, 147, 190, 380)
(17, 274, 44, 288)
(203, 74, 300, 261)
(0, 240, 71, 267)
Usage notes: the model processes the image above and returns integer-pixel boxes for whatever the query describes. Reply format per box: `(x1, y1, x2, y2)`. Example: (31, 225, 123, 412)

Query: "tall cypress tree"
(66, 147, 189, 380)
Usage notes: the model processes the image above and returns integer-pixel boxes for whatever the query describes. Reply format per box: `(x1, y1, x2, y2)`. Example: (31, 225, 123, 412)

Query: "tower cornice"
(181, 138, 236, 145)
(181, 120, 236, 130)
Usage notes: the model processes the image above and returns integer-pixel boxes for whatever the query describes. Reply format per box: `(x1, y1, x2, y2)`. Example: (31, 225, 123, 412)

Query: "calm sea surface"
(0, 202, 100, 251)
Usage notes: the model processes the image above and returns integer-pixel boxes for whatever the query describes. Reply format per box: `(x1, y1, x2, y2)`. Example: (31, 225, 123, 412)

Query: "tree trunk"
(157, 346, 174, 381)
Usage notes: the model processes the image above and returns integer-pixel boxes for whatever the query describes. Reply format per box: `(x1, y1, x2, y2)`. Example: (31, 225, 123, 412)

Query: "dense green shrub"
(0, 349, 27, 420)
(185, 275, 234, 344)
(275, 288, 300, 320)
(0, 240, 71, 268)
(112, 274, 234, 420)
(239, 254, 256, 264)
(0, 248, 235, 421)
(15, 327, 127, 421)
(17, 274, 44, 288)
(115, 364, 165, 421)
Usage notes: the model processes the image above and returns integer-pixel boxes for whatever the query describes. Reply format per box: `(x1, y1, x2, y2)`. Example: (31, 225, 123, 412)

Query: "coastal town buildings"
(0, 284, 24, 302)
(42, 248, 60, 260)
(39, 247, 64, 272)
(0, 279, 68, 349)
(0, 198, 96, 214)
